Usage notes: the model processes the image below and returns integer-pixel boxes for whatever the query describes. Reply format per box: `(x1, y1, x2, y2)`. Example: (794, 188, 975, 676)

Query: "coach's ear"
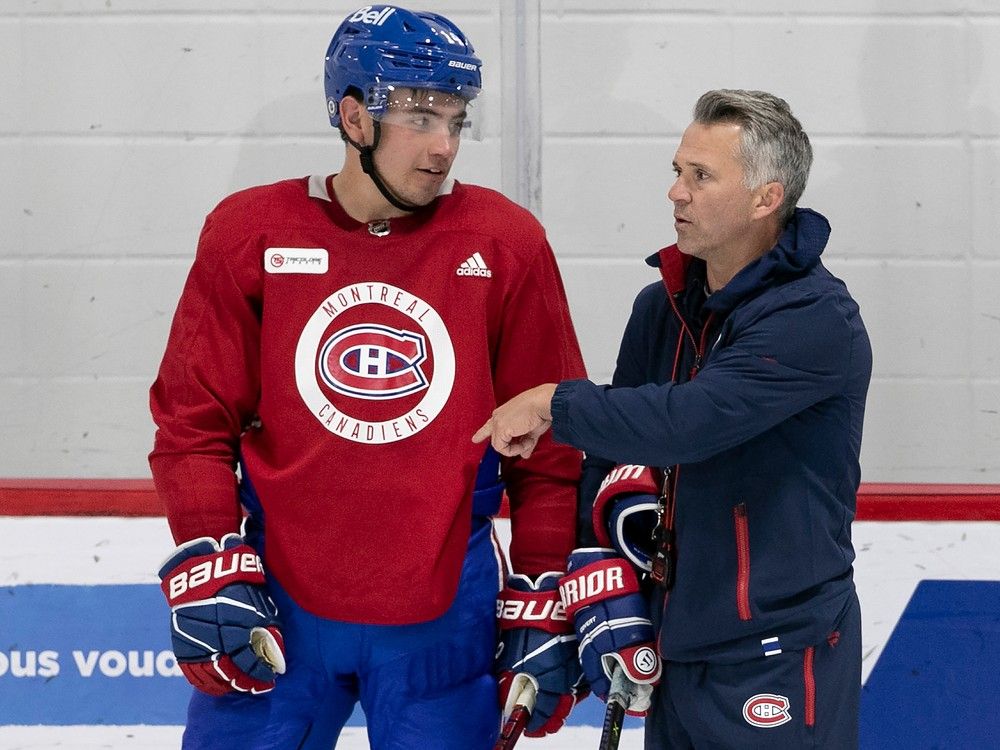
(752, 181, 784, 221)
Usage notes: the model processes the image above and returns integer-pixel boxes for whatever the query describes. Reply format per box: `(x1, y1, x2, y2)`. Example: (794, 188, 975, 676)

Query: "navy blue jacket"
(551, 208, 872, 663)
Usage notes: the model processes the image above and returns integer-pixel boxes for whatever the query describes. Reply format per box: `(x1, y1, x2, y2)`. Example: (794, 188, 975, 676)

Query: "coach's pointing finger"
(472, 384, 558, 458)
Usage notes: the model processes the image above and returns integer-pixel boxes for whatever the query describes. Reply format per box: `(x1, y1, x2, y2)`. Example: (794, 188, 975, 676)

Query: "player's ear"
(339, 96, 368, 142)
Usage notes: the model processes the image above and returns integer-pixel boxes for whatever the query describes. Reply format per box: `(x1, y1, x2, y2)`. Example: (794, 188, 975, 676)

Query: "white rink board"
(2, 516, 999, 748)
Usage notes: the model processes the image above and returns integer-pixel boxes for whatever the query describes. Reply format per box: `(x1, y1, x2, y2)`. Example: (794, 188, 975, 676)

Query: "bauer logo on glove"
(158, 533, 286, 696)
(163, 546, 264, 601)
(495, 572, 586, 737)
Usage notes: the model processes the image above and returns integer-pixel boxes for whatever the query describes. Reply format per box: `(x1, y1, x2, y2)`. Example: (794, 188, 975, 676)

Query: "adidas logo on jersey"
(456, 252, 492, 278)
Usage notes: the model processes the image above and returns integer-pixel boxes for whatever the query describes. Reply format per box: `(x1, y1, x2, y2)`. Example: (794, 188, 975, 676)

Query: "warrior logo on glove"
(558, 544, 662, 716)
(628, 646, 660, 678)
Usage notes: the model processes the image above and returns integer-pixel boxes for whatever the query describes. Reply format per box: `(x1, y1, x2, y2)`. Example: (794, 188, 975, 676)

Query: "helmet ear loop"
(352, 120, 423, 214)
(356, 120, 381, 178)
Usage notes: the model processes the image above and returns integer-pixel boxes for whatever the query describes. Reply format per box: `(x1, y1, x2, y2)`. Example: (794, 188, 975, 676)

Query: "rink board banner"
(0, 585, 188, 724)
(3, 579, 1000, 734)
(859, 580, 1000, 750)
(0, 583, 633, 728)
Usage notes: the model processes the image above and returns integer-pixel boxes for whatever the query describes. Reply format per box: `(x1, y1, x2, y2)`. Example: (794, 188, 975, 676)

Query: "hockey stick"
(494, 678, 538, 750)
(598, 664, 636, 750)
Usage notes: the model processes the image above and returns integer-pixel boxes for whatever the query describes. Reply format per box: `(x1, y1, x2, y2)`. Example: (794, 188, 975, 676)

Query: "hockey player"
(150, 5, 586, 749)
(476, 90, 872, 748)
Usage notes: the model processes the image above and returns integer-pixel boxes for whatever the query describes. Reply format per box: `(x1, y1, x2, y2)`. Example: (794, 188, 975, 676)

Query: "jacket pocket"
(733, 503, 752, 621)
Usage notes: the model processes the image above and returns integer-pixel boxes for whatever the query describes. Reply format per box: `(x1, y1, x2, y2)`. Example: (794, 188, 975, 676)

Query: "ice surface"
(0, 725, 644, 748)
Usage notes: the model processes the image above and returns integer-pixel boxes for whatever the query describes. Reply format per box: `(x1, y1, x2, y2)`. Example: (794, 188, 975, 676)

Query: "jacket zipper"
(803, 646, 816, 727)
(733, 503, 752, 621)
(690, 311, 716, 379)
(665, 290, 716, 381)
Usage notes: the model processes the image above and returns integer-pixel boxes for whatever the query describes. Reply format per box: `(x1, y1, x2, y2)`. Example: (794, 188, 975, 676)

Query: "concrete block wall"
(2, 1, 998, 482)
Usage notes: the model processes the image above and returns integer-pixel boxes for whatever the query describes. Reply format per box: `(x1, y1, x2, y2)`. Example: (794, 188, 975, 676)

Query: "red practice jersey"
(150, 176, 586, 624)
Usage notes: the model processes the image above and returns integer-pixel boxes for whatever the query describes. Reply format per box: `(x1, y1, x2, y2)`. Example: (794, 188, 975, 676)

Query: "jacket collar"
(646, 208, 831, 311)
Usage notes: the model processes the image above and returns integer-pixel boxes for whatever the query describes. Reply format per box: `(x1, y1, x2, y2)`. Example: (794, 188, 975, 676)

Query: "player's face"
(373, 88, 467, 207)
(668, 121, 758, 263)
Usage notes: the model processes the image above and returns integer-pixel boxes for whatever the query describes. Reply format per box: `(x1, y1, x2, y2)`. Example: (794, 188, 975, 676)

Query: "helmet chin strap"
(347, 122, 424, 213)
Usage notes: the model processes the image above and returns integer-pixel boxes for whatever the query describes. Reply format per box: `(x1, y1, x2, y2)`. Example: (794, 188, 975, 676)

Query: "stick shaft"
(598, 666, 632, 750)
(493, 678, 537, 750)
(494, 705, 531, 750)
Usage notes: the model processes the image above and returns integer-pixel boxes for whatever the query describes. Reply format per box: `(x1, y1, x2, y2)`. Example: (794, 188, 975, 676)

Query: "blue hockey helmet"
(324, 4, 483, 129)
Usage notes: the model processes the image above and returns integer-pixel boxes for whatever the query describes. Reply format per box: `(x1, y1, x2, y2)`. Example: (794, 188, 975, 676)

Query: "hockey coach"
(475, 89, 873, 749)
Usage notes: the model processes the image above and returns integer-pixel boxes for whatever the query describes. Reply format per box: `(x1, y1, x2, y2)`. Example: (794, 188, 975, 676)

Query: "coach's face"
(668, 121, 757, 264)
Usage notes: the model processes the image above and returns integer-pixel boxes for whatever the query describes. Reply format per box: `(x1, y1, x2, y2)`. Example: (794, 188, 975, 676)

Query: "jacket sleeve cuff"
(551, 379, 584, 444)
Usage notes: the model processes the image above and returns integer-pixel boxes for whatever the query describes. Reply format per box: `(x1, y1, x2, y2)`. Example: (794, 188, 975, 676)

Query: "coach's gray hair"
(693, 89, 812, 225)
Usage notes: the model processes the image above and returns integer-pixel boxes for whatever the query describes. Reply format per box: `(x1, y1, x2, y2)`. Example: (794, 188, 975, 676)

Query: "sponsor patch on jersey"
(742, 693, 792, 728)
(294, 282, 455, 444)
(264, 248, 328, 274)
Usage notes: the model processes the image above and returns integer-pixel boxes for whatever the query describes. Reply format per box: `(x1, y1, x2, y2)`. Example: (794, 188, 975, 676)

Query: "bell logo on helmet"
(348, 6, 395, 26)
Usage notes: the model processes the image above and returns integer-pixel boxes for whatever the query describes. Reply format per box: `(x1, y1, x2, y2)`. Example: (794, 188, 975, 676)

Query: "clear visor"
(370, 85, 483, 141)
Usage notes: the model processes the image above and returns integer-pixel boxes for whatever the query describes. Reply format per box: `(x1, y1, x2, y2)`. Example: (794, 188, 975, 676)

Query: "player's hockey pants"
(644, 592, 861, 749)
(181, 518, 502, 750)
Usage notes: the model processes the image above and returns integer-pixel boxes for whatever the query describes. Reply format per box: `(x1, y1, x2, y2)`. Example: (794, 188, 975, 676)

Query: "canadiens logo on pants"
(742, 693, 792, 728)
(295, 282, 455, 444)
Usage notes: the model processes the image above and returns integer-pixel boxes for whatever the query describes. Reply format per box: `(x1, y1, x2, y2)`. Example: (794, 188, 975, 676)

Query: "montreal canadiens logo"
(319, 325, 428, 399)
(742, 693, 792, 728)
(295, 283, 455, 444)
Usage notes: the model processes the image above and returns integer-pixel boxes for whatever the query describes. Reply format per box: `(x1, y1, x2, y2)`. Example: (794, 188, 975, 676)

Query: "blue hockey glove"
(496, 572, 587, 736)
(593, 464, 661, 573)
(158, 533, 286, 696)
(559, 548, 661, 715)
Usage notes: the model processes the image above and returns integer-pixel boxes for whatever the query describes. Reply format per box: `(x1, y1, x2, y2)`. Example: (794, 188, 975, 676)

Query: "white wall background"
(2, 0, 999, 483)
